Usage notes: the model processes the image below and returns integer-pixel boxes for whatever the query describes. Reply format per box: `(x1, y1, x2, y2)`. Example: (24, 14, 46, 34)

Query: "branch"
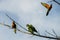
(0, 23, 31, 34)
(53, 0, 60, 5)
(0, 23, 59, 39)
(0, 23, 11, 28)
(47, 0, 60, 5)
(52, 29, 58, 37)
(45, 30, 55, 37)
(5, 13, 28, 31)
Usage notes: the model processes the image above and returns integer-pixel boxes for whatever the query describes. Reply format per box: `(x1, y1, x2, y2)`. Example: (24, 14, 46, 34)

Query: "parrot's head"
(26, 24, 29, 27)
(12, 21, 15, 24)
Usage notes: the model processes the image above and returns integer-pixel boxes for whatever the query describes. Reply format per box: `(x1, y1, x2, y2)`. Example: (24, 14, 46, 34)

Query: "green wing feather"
(14, 28, 16, 34)
(27, 24, 37, 34)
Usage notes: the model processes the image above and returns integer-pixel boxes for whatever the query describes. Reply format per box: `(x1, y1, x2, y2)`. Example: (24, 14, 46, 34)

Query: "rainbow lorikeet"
(41, 2, 52, 16)
(26, 24, 37, 34)
(12, 21, 16, 34)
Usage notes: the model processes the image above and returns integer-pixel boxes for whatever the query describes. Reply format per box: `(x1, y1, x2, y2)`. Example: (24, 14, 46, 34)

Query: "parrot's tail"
(14, 29, 16, 34)
(46, 4, 52, 16)
(46, 9, 50, 16)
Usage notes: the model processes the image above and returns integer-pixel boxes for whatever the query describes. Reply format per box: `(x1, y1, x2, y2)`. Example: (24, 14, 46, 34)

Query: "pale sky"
(0, 0, 60, 40)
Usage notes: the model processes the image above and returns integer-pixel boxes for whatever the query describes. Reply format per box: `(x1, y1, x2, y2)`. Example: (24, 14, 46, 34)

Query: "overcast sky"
(0, 0, 60, 40)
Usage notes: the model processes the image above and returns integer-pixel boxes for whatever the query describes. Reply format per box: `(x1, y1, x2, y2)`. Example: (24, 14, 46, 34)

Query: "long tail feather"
(46, 4, 52, 16)
(14, 28, 16, 34)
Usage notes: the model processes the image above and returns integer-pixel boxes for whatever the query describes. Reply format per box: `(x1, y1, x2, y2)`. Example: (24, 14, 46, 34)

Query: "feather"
(41, 2, 50, 9)
(46, 4, 52, 16)
(14, 28, 16, 34)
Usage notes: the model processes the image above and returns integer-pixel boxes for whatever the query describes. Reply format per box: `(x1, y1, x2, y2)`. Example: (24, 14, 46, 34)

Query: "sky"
(0, 0, 60, 40)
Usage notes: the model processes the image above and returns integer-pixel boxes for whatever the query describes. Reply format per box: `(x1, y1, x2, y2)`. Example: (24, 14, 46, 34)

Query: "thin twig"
(5, 13, 28, 31)
(0, 23, 31, 34)
(0, 23, 11, 28)
(33, 34, 58, 39)
(52, 29, 58, 37)
(48, 0, 60, 5)
(53, 0, 60, 5)
(45, 30, 55, 37)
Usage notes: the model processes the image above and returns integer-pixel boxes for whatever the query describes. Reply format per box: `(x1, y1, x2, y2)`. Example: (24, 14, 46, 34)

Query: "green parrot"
(12, 21, 16, 34)
(26, 24, 37, 34)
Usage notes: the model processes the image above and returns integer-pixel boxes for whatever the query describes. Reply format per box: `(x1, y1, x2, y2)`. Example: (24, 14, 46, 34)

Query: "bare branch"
(0, 23, 11, 28)
(53, 0, 60, 5)
(5, 13, 28, 31)
(45, 30, 55, 37)
(0, 23, 59, 39)
(52, 29, 58, 37)
(0, 23, 31, 34)
(48, 0, 60, 5)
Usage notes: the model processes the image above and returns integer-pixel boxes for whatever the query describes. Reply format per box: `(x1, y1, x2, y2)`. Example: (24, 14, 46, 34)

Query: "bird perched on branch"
(12, 21, 16, 33)
(26, 24, 37, 34)
(41, 2, 52, 16)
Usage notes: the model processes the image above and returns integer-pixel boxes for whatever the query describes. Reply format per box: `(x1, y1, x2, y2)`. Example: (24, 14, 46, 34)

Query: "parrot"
(26, 24, 37, 34)
(12, 21, 16, 34)
(41, 2, 52, 16)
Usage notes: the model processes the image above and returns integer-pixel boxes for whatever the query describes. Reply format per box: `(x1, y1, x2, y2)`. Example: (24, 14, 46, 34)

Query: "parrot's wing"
(41, 2, 52, 16)
(33, 27, 37, 32)
(41, 2, 50, 9)
(46, 4, 52, 16)
(31, 25, 37, 32)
